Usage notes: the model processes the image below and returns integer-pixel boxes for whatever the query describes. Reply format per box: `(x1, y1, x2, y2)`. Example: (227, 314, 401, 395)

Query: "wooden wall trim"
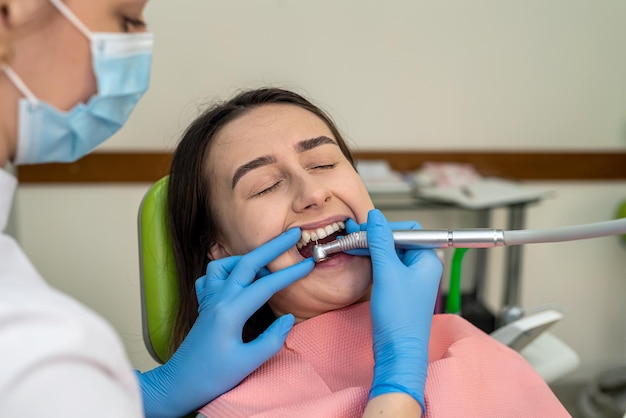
(15, 150, 626, 183)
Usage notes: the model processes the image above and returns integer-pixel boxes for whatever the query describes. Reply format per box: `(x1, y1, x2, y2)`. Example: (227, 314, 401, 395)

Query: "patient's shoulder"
(425, 314, 570, 417)
(432, 313, 489, 338)
(429, 313, 505, 359)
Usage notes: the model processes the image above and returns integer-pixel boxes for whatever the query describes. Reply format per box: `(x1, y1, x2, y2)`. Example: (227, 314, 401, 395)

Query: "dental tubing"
(312, 218, 626, 262)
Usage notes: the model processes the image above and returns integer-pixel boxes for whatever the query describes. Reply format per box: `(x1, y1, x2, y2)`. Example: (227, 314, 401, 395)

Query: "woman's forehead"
(206, 104, 336, 188)
(213, 105, 333, 157)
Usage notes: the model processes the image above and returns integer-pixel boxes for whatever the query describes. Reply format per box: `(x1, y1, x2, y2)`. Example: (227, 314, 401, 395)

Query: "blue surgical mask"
(1, 0, 153, 165)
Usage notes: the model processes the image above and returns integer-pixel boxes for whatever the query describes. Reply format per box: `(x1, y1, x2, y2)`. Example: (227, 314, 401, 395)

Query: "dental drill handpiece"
(312, 229, 505, 262)
(311, 218, 626, 262)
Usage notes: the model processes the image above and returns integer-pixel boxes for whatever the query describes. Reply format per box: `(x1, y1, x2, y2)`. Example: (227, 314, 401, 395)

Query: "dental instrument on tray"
(312, 218, 626, 262)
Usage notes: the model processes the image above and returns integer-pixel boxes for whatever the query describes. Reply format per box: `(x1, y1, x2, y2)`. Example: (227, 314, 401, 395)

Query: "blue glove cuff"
(369, 383, 425, 413)
(135, 368, 179, 418)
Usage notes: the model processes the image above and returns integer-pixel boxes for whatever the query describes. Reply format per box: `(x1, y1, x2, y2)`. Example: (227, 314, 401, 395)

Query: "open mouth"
(296, 221, 345, 259)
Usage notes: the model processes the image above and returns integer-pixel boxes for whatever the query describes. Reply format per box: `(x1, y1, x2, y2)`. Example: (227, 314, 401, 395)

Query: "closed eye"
(254, 180, 282, 197)
(312, 163, 337, 170)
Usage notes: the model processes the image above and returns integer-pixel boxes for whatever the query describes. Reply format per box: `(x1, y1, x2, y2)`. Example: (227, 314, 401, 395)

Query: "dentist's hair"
(167, 87, 356, 356)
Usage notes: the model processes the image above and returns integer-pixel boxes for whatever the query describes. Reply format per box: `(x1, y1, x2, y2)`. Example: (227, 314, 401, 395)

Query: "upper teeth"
(297, 221, 345, 248)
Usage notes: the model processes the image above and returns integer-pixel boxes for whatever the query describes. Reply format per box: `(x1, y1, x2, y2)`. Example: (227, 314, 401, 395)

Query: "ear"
(208, 241, 231, 261)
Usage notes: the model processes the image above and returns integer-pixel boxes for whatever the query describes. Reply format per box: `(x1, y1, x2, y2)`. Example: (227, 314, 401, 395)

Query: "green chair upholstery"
(617, 199, 626, 244)
(138, 176, 178, 364)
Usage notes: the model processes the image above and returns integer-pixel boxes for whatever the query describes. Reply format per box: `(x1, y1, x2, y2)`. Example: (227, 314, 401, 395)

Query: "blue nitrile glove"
(364, 210, 443, 411)
(136, 228, 314, 418)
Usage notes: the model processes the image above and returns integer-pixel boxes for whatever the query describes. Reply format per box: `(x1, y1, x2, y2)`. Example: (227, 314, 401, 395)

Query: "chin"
(325, 288, 371, 310)
(310, 265, 372, 303)
(269, 261, 372, 320)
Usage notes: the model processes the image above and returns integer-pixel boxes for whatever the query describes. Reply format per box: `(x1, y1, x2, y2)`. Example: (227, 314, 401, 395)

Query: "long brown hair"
(166, 88, 356, 357)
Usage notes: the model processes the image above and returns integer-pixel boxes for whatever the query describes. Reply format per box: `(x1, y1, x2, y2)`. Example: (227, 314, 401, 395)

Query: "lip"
(295, 215, 350, 231)
(290, 215, 351, 261)
(312, 251, 353, 268)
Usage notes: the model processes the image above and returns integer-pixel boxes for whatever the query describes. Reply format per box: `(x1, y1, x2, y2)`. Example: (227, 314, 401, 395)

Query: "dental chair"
(138, 176, 177, 364)
(490, 308, 580, 383)
(137, 176, 580, 382)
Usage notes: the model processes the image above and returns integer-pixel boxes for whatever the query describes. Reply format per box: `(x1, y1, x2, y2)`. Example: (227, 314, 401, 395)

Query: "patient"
(166, 87, 569, 417)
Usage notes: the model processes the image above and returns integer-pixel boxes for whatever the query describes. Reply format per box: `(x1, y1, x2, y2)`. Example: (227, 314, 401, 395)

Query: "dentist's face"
(0, 0, 149, 164)
(208, 104, 375, 322)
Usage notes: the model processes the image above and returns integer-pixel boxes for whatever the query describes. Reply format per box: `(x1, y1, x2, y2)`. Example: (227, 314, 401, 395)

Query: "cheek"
(335, 172, 375, 222)
(226, 204, 289, 255)
(357, 190, 376, 221)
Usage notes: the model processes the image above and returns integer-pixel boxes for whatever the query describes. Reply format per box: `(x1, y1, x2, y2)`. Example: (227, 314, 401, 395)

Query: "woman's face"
(208, 104, 375, 322)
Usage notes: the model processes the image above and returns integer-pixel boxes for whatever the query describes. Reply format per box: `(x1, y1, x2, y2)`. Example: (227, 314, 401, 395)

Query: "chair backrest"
(618, 199, 626, 244)
(138, 176, 178, 364)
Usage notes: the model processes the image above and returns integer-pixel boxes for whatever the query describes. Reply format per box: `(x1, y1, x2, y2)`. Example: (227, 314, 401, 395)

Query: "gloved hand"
(136, 228, 314, 418)
(343, 217, 418, 258)
(363, 209, 443, 411)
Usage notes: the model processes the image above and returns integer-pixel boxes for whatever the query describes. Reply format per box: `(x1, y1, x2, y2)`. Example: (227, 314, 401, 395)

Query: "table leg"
(501, 203, 527, 325)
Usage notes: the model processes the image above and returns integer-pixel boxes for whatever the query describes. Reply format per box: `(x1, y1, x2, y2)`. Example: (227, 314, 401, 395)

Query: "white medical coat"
(0, 169, 143, 417)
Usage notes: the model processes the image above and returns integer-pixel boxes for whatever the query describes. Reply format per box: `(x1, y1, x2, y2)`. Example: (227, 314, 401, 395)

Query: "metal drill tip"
(312, 232, 366, 262)
(312, 245, 328, 263)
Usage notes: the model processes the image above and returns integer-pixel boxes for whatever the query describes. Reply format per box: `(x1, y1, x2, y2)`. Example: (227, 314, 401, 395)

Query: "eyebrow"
(231, 136, 338, 189)
(294, 135, 337, 153)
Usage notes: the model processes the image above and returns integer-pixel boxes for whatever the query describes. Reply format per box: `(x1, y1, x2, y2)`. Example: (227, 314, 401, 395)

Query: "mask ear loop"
(1, 65, 39, 107)
(48, 0, 92, 40)
(1, 1, 93, 107)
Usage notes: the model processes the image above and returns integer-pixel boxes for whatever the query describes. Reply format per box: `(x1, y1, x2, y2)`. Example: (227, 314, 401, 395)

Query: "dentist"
(0, 1, 442, 417)
(0, 1, 314, 416)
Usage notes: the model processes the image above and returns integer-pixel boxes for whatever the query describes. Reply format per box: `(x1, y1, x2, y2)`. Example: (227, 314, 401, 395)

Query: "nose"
(292, 173, 332, 212)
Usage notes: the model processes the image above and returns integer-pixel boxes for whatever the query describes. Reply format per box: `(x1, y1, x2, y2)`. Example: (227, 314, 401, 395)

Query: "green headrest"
(618, 199, 626, 244)
(138, 176, 178, 364)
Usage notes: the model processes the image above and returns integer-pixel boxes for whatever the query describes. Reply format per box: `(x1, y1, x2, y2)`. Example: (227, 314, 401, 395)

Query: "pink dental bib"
(199, 302, 569, 417)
